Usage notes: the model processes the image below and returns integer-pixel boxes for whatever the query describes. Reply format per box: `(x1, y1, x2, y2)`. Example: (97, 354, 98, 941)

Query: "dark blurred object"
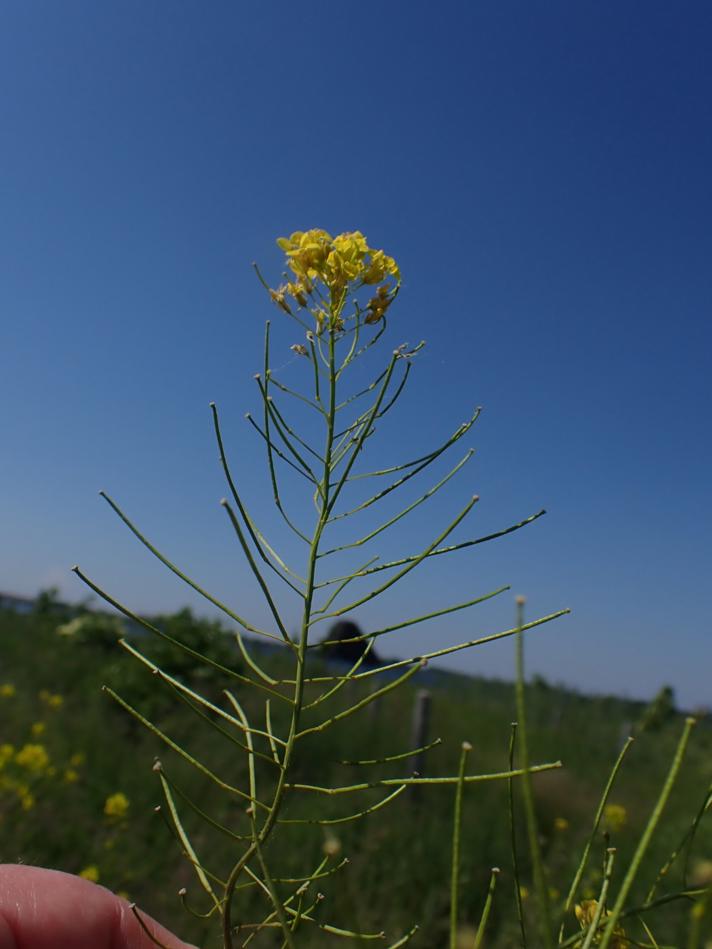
(321, 619, 381, 667)
(636, 685, 676, 734)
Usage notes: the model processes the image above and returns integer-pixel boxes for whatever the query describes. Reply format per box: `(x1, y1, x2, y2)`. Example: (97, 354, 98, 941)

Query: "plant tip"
(220, 498, 228, 507)
(492, 866, 501, 874)
(462, 740, 473, 751)
(209, 401, 216, 408)
(253, 372, 261, 380)
(178, 887, 187, 896)
(515, 594, 527, 606)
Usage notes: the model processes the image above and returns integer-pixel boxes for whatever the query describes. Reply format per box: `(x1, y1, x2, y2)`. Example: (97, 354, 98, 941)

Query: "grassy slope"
(1, 608, 710, 947)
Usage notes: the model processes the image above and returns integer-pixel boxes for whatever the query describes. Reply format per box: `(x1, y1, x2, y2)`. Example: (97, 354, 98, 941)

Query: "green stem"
(450, 741, 472, 949)
(599, 717, 697, 949)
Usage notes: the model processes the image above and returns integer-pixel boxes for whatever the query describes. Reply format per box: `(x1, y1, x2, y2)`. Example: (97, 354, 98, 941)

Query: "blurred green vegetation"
(1, 605, 711, 947)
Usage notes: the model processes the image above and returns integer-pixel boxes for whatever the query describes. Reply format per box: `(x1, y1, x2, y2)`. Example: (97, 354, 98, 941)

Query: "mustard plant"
(72, 228, 606, 947)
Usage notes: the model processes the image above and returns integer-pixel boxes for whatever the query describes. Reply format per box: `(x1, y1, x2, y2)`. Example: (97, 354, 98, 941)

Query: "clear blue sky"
(2, 2, 710, 708)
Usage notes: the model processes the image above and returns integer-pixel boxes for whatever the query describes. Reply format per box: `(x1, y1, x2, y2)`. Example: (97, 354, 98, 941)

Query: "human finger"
(0, 864, 197, 949)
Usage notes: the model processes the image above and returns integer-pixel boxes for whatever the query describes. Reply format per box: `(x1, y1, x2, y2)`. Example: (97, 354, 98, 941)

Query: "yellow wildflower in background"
(104, 791, 130, 819)
(603, 803, 627, 834)
(575, 899, 628, 948)
(322, 833, 342, 857)
(39, 689, 63, 709)
(0, 683, 16, 698)
(79, 866, 100, 883)
(15, 743, 50, 773)
(31, 722, 46, 737)
(0, 744, 14, 768)
(554, 816, 570, 832)
(69, 752, 85, 767)
(63, 768, 79, 784)
(18, 787, 35, 811)
(690, 858, 712, 886)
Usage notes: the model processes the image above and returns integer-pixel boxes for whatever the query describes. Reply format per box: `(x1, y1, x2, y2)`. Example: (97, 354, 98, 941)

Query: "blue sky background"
(2, 2, 710, 708)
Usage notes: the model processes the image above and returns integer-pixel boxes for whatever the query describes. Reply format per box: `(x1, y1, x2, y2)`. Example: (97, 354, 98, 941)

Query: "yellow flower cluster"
(603, 803, 627, 834)
(39, 689, 64, 709)
(79, 865, 100, 883)
(0, 762, 37, 811)
(270, 229, 400, 330)
(104, 791, 130, 819)
(0, 683, 16, 698)
(575, 900, 628, 948)
(15, 743, 50, 773)
(0, 744, 14, 768)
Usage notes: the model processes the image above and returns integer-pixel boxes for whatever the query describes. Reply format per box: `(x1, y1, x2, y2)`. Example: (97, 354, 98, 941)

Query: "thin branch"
(210, 400, 305, 594)
(314, 585, 510, 646)
(97, 493, 277, 641)
(318, 448, 474, 559)
(315, 494, 480, 619)
(315, 509, 546, 588)
(221, 499, 292, 645)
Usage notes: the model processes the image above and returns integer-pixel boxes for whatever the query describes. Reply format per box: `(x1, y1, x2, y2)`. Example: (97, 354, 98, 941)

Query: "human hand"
(0, 864, 196, 948)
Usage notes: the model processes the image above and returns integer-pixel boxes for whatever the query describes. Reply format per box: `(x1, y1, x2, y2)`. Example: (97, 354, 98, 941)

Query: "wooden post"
(409, 689, 431, 804)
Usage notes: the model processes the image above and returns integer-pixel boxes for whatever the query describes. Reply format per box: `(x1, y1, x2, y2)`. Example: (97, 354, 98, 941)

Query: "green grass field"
(1, 606, 710, 947)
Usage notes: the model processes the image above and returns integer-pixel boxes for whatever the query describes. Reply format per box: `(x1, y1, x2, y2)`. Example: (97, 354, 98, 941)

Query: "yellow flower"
(79, 865, 100, 883)
(519, 885, 530, 901)
(12, 782, 35, 810)
(575, 900, 628, 947)
(326, 231, 369, 287)
(0, 683, 16, 698)
(603, 803, 627, 834)
(362, 248, 400, 284)
(0, 744, 15, 768)
(39, 689, 63, 709)
(19, 789, 35, 811)
(15, 743, 50, 773)
(63, 768, 79, 784)
(31, 722, 46, 737)
(554, 816, 569, 832)
(274, 229, 400, 312)
(104, 792, 130, 819)
(286, 280, 309, 307)
(69, 752, 85, 767)
(277, 229, 333, 282)
(365, 284, 394, 324)
(690, 859, 712, 886)
(322, 833, 342, 857)
(269, 285, 292, 315)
